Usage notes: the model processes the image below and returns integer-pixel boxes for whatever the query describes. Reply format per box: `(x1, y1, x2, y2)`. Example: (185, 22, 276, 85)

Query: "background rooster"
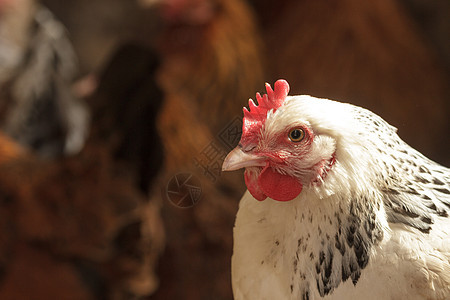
(223, 80, 450, 299)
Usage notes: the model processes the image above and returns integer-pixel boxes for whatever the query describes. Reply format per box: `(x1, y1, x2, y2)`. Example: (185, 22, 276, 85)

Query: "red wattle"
(245, 170, 267, 201)
(257, 164, 303, 201)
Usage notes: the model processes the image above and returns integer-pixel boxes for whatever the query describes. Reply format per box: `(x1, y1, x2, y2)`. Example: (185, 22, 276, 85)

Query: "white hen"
(222, 79, 450, 300)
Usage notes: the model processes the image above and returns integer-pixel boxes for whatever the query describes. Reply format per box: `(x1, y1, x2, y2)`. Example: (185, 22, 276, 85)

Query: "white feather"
(231, 95, 450, 299)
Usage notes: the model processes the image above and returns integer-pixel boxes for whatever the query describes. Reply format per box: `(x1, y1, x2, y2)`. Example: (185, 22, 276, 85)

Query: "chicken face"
(222, 80, 336, 202)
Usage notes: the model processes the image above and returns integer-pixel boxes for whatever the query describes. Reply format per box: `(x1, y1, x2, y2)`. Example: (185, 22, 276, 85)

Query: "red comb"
(241, 79, 290, 145)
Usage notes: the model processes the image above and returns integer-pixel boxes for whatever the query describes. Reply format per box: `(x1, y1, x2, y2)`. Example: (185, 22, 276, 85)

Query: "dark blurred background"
(0, 0, 448, 299)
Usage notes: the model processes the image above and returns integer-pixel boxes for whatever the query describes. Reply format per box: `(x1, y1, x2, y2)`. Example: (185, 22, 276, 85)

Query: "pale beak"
(222, 147, 266, 171)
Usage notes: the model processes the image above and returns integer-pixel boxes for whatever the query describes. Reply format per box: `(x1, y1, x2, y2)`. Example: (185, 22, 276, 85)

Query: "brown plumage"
(153, 0, 264, 298)
(0, 44, 165, 299)
(158, 0, 265, 132)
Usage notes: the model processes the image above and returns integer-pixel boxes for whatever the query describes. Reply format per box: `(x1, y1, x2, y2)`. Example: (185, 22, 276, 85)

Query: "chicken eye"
(288, 128, 305, 142)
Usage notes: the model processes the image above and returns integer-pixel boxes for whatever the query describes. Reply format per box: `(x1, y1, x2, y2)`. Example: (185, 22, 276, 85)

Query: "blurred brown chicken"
(157, 0, 265, 133)
(150, 0, 265, 298)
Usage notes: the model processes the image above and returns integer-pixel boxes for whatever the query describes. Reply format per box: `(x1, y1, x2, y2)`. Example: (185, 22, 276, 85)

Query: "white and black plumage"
(222, 80, 450, 299)
(0, 4, 88, 157)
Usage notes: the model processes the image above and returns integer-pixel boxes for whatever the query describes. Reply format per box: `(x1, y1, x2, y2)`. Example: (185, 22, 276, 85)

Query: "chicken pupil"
(289, 129, 303, 141)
